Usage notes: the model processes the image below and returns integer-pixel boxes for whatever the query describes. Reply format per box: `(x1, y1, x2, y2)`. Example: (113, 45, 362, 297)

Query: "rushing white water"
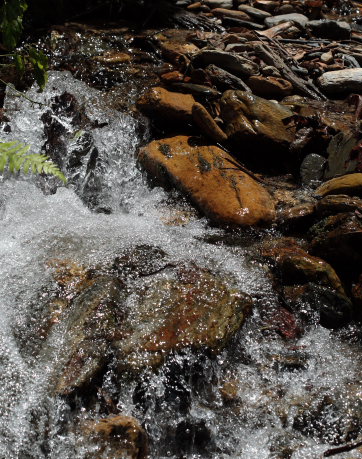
(0, 72, 361, 458)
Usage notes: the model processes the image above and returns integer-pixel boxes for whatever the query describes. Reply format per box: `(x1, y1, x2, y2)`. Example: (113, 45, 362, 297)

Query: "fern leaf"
(0, 140, 67, 183)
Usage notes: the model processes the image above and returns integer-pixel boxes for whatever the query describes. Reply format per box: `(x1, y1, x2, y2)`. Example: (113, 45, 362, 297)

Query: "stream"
(0, 70, 361, 459)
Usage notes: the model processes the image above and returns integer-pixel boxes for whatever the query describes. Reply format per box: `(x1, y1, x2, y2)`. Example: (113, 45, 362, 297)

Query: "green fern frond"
(0, 140, 67, 183)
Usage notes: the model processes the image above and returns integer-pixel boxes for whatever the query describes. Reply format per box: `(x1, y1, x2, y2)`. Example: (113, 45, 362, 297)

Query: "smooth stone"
(300, 154, 326, 185)
(306, 19, 351, 40)
(315, 173, 362, 198)
(238, 4, 271, 20)
(204, 0, 233, 8)
(138, 135, 276, 226)
(318, 68, 362, 94)
(136, 86, 195, 123)
(265, 13, 309, 29)
(211, 8, 251, 20)
(192, 49, 259, 77)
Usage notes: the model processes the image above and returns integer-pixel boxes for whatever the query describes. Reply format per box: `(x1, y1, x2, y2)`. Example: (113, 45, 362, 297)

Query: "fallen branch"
(323, 438, 362, 457)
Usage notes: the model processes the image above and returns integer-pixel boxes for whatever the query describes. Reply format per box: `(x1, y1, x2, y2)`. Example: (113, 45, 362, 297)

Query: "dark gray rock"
(237, 4, 271, 20)
(300, 154, 326, 186)
(325, 131, 360, 179)
(307, 19, 351, 40)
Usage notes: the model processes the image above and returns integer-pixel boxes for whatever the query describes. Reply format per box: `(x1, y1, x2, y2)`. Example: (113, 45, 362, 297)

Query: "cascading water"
(0, 71, 361, 459)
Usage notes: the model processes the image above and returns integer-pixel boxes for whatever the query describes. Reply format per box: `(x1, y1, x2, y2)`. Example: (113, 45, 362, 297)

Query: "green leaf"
(0, 140, 67, 183)
(27, 48, 48, 91)
(0, 0, 28, 50)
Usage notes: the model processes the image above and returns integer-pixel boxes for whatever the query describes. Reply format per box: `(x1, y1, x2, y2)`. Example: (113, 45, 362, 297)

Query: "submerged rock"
(138, 135, 276, 226)
(82, 415, 148, 459)
(114, 266, 253, 372)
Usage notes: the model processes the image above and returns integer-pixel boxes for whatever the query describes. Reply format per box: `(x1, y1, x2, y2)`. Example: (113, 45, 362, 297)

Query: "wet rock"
(247, 75, 293, 99)
(265, 13, 309, 29)
(278, 203, 316, 230)
(310, 212, 362, 276)
(316, 194, 362, 217)
(114, 266, 253, 371)
(254, 0, 279, 13)
(266, 306, 302, 339)
(220, 90, 295, 156)
(307, 20, 351, 40)
(138, 135, 276, 226)
(324, 132, 361, 179)
(300, 153, 326, 186)
(192, 50, 259, 78)
(136, 86, 195, 124)
(192, 102, 228, 143)
(261, 244, 345, 294)
(318, 69, 362, 94)
(112, 245, 170, 280)
(315, 173, 362, 198)
(82, 415, 148, 459)
(237, 4, 271, 20)
(53, 276, 126, 395)
(175, 419, 212, 456)
(352, 274, 362, 311)
(285, 283, 353, 329)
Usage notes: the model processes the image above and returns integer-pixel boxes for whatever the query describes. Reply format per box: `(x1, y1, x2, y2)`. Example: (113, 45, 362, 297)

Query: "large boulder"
(47, 254, 253, 394)
(138, 135, 276, 226)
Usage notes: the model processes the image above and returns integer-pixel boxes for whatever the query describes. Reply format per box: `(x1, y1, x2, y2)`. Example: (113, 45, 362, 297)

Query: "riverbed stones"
(136, 86, 195, 124)
(237, 4, 271, 20)
(138, 135, 276, 226)
(315, 173, 362, 198)
(318, 69, 362, 94)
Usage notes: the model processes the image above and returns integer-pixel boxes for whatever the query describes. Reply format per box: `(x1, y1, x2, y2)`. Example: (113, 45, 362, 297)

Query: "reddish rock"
(247, 75, 293, 99)
(160, 71, 184, 83)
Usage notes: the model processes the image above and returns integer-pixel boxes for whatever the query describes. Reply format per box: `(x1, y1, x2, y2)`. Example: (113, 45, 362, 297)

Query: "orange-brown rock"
(136, 87, 195, 123)
(192, 102, 228, 144)
(247, 75, 293, 99)
(83, 415, 148, 459)
(315, 173, 362, 198)
(138, 135, 276, 226)
(94, 51, 132, 64)
(160, 71, 184, 83)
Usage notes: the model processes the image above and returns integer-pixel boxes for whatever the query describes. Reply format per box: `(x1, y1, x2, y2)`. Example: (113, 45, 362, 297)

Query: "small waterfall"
(0, 72, 361, 458)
